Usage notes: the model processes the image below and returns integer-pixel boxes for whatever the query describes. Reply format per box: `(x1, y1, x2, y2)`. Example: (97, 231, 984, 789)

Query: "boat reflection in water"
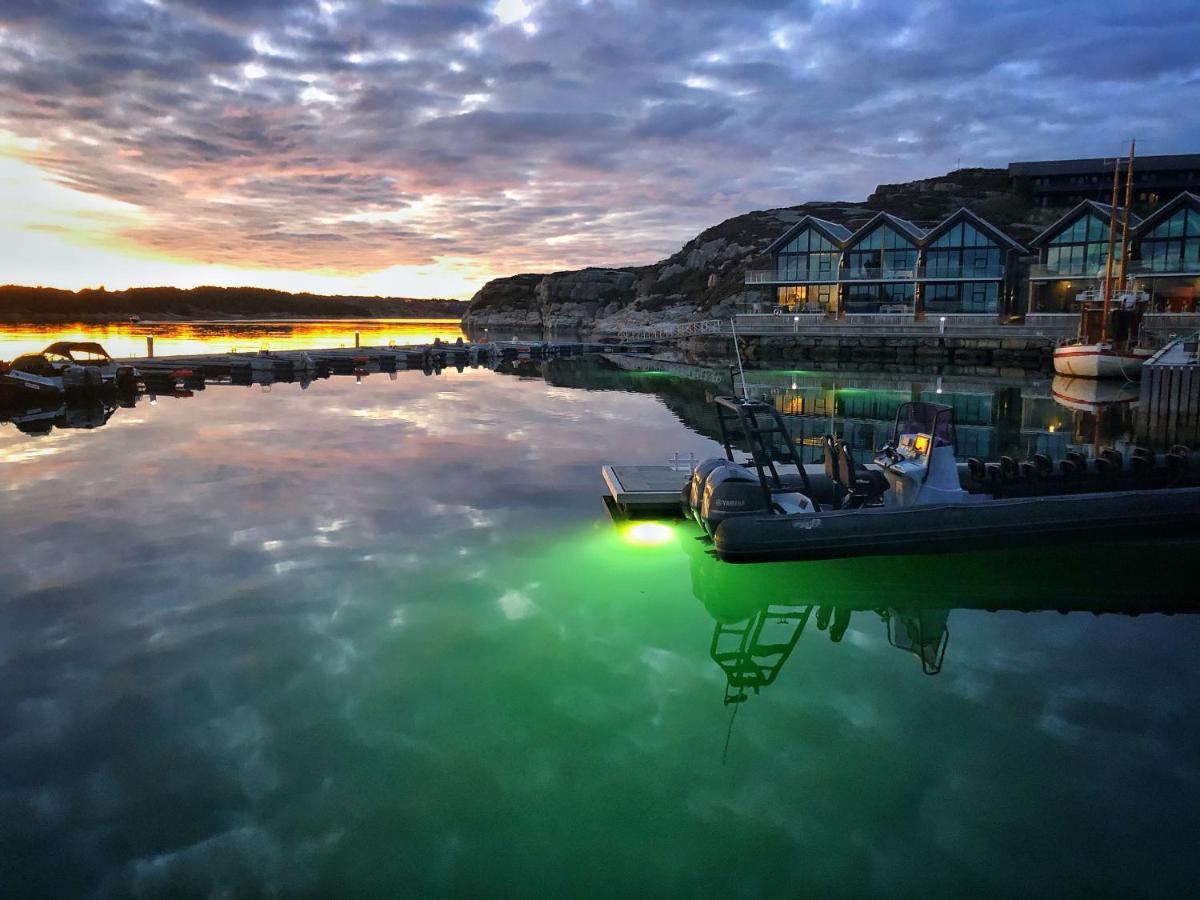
(681, 532, 1200, 703)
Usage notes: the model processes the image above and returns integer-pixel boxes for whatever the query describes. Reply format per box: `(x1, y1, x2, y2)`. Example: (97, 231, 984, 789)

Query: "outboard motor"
(699, 464, 768, 536)
(682, 457, 731, 524)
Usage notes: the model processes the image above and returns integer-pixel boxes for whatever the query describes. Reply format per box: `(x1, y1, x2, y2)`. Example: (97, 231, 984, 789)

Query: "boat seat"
(837, 440, 888, 507)
(967, 457, 986, 481)
(1060, 458, 1081, 487)
(1066, 450, 1087, 470)
(1019, 460, 1041, 484)
(1000, 456, 1018, 479)
(1101, 448, 1123, 471)
(1033, 454, 1054, 478)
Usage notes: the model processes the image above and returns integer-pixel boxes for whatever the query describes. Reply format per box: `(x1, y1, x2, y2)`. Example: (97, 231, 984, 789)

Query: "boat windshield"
(892, 401, 956, 449)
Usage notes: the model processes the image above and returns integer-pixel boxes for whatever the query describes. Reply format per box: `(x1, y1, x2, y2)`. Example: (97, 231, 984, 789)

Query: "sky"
(0, 0, 1198, 299)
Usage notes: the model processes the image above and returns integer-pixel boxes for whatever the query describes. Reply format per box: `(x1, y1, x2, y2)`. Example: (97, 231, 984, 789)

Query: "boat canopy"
(42, 342, 113, 362)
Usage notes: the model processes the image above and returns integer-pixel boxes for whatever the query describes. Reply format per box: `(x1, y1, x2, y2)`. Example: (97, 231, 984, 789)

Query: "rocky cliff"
(462, 167, 1051, 333)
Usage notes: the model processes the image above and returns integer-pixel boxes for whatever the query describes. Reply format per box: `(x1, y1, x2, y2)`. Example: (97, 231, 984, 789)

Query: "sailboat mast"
(1117, 139, 1136, 288)
(1100, 153, 1122, 342)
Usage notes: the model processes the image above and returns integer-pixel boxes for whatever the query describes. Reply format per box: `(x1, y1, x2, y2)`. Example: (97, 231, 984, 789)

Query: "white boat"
(1050, 375, 1139, 411)
(1052, 142, 1155, 380)
(1052, 341, 1153, 379)
(0, 342, 136, 399)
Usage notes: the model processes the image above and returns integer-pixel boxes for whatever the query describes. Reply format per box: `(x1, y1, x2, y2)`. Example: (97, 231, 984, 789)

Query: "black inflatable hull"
(713, 487, 1200, 563)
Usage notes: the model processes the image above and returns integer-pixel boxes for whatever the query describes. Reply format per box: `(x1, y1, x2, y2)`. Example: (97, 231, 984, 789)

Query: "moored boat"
(608, 395, 1200, 564)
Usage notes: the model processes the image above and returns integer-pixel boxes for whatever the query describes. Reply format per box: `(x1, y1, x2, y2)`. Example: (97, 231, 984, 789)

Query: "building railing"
(744, 268, 838, 284)
(918, 264, 1005, 280)
(1028, 259, 1200, 280)
(748, 265, 1006, 284)
(842, 267, 918, 281)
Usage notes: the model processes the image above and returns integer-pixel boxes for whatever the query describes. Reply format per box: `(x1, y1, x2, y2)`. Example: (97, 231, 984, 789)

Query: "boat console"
(874, 402, 971, 508)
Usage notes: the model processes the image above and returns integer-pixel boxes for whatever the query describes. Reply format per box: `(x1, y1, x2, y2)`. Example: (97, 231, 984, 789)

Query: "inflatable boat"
(677, 397, 1200, 564)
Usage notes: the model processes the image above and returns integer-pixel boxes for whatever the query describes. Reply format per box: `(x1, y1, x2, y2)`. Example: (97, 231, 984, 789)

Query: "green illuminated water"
(1, 348, 1197, 896)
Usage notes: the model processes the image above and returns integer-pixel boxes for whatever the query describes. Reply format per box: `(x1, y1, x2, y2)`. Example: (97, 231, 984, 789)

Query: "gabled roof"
(1132, 191, 1200, 237)
(844, 211, 927, 248)
(763, 215, 852, 255)
(1027, 199, 1142, 247)
(921, 207, 1027, 253)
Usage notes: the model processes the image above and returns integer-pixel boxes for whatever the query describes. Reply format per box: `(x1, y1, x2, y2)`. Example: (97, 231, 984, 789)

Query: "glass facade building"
(748, 209, 1026, 318)
(1028, 192, 1200, 314)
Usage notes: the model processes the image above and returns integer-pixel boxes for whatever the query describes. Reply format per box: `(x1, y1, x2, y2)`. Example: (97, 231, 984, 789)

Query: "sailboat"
(1052, 141, 1153, 379)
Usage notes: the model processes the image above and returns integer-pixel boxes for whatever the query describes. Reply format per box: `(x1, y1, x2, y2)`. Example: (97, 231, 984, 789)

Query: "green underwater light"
(622, 521, 677, 547)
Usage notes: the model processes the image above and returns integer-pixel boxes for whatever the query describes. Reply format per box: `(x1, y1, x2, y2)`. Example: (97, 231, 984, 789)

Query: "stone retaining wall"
(684, 333, 1055, 370)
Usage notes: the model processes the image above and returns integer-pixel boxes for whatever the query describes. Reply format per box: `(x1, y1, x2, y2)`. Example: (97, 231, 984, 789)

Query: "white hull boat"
(1052, 343, 1153, 379)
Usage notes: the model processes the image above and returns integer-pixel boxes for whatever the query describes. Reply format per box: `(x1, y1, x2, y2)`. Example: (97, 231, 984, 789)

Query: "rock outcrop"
(463, 167, 1057, 333)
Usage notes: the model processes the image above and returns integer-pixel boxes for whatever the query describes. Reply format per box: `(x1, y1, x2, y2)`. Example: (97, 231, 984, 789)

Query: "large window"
(925, 221, 1002, 278)
(1043, 213, 1121, 275)
(925, 282, 998, 314)
(845, 225, 917, 276)
(1138, 205, 1200, 274)
(776, 285, 835, 313)
(844, 282, 914, 314)
(774, 227, 841, 282)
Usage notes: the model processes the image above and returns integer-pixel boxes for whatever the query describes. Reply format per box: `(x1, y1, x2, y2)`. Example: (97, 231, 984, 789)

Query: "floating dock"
(602, 465, 691, 517)
(113, 339, 650, 386)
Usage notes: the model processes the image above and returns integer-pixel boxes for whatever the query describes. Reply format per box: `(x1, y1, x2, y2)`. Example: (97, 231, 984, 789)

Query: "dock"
(113, 339, 650, 386)
(602, 464, 692, 517)
(1138, 333, 1200, 447)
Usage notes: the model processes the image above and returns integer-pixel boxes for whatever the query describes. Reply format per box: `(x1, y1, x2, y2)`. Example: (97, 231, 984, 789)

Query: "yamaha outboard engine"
(682, 457, 731, 524)
(699, 464, 771, 536)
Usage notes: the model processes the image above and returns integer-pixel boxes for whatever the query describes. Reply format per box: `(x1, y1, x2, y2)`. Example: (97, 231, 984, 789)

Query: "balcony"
(744, 268, 839, 285)
(1030, 259, 1200, 280)
(842, 267, 917, 282)
(918, 264, 1005, 281)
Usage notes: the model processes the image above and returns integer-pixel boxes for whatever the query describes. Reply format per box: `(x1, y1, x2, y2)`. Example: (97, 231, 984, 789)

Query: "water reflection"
(0, 319, 464, 360)
(686, 529, 1200, 700)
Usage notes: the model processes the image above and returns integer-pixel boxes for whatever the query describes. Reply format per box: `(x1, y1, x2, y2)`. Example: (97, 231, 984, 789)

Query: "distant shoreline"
(0, 314, 465, 325)
(0, 284, 469, 323)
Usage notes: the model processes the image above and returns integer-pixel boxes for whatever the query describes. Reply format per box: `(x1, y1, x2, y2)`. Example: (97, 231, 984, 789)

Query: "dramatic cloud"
(0, 0, 1197, 291)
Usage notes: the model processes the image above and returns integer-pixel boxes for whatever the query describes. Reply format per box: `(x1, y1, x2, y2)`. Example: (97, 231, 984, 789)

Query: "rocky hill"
(462, 167, 1052, 333)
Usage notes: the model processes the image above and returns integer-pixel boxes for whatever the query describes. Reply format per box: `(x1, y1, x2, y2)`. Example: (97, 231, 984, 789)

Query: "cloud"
(0, 0, 1197, 291)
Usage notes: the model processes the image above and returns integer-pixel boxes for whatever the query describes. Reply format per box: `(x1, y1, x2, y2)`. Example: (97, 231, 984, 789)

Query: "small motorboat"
(617, 396, 1200, 564)
(0, 342, 137, 399)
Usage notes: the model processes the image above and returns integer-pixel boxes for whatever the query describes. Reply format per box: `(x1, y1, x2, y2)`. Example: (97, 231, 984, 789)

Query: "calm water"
(2, 324, 1198, 896)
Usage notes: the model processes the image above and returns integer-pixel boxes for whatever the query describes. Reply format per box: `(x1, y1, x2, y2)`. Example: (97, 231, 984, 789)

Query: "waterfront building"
(749, 215, 850, 316)
(1131, 191, 1200, 313)
(746, 208, 1026, 320)
(840, 212, 924, 315)
(1008, 154, 1200, 209)
(1026, 200, 1138, 314)
(1027, 191, 1200, 316)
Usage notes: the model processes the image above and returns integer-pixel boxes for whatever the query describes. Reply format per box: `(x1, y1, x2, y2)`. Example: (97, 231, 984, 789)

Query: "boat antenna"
(729, 317, 749, 400)
(1117, 139, 1136, 291)
(1100, 151, 1122, 343)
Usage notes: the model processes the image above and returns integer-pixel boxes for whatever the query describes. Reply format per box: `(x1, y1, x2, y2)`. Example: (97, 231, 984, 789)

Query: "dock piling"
(146, 335, 154, 358)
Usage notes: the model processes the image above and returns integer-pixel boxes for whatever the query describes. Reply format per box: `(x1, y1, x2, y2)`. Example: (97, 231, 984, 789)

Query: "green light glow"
(622, 522, 677, 547)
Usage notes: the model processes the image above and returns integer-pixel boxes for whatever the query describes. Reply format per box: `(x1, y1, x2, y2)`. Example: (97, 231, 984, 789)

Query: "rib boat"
(619, 396, 1200, 564)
